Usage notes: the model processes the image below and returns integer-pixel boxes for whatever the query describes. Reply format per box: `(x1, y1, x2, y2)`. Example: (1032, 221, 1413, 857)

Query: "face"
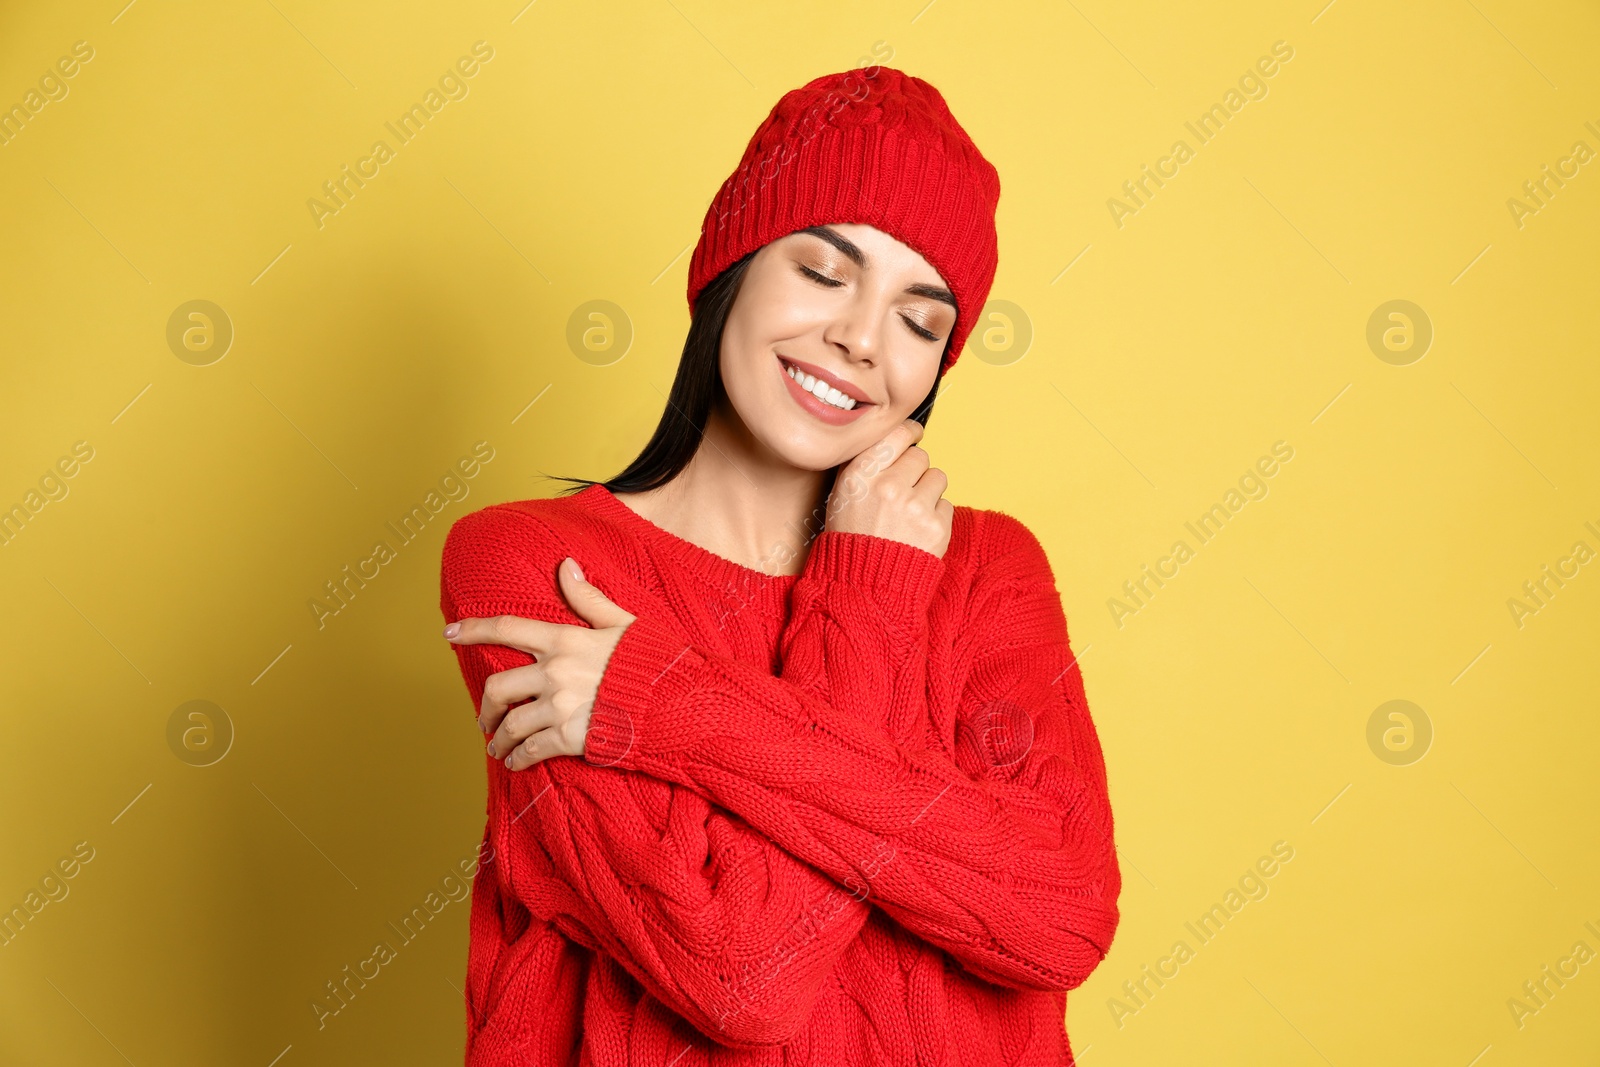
(717, 223, 956, 470)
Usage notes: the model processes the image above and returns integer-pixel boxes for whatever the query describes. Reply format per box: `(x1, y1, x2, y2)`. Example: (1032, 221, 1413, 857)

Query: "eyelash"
(795, 264, 941, 342)
(797, 264, 843, 287)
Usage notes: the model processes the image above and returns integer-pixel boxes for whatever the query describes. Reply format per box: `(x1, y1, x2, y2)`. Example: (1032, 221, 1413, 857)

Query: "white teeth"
(784, 361, 857, 410)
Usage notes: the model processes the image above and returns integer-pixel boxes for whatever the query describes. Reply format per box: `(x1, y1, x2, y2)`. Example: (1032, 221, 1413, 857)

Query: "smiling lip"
(777, 354, 874, 426)
(778, 355, 873, 404)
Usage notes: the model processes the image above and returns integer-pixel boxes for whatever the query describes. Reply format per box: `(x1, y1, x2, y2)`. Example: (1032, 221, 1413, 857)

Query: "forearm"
(584, 602, 1119, 991)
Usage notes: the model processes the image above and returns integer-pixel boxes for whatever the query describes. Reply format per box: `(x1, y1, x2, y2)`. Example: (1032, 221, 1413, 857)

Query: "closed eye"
(798, 262, 942, 342)
(797, 264, 843, 287)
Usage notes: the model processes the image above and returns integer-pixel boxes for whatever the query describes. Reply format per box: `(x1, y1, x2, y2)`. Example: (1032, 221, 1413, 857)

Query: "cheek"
(882, 350, 940, 414)
(718, 319, 781, 412)
(720, 306, 768, 374)
(727, 273, 806, 348)
(722, 282, 828, 381)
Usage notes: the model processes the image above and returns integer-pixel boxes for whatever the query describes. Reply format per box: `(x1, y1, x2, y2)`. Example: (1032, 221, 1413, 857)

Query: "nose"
(821, 291, 881, 366)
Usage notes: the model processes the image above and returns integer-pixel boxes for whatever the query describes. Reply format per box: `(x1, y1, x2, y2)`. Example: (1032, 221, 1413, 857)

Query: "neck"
(623, 398, 836, 577)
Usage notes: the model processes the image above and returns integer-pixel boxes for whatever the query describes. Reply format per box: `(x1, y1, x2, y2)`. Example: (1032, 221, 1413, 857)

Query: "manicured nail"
(486, 740, 495, 757)
(567, 557, 583, 582)
(443, 623, 460, 639)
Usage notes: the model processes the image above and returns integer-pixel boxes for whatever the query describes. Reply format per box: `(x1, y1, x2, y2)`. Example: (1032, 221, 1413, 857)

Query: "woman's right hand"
(825, 418, 954, 558)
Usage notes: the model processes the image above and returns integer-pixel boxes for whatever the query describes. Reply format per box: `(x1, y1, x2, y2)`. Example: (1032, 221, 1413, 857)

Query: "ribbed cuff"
(583, 535, 943, 768)
(799, 530, 945, 630)
(582, 615, 698, 769)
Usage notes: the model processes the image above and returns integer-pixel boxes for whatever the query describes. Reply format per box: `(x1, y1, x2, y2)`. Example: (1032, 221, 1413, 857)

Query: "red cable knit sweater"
(438, 482, 1120, 1065)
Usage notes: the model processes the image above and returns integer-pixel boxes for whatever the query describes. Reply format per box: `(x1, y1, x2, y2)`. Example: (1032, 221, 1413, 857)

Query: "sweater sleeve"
(584, 512, 1122, 993)
(773, 527, 946, 750)
(439, 505, 870, 1048)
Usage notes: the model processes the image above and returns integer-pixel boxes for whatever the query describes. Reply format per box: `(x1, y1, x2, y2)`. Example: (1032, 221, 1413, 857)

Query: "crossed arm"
(440, 504, 1120, 1046)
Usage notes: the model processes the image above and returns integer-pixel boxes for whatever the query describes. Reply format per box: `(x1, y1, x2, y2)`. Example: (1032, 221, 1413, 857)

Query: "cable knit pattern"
(439, 483, 1119, 1065)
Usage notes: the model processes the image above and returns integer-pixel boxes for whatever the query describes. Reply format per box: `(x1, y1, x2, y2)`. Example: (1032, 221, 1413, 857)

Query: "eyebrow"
(797, 226, 957, 309)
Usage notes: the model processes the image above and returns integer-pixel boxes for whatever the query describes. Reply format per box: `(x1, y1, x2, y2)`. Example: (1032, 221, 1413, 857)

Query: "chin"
(761, 424, 860, 472)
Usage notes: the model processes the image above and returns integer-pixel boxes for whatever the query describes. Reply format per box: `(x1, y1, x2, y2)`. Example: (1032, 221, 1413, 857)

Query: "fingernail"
(567, 557, 583, 582)
(486, 740, 495, 757)
(443, 623, 460, 639)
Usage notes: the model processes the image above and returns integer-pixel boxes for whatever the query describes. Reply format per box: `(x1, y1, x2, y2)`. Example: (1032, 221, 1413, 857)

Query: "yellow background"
(3, 0, 1597, 1063)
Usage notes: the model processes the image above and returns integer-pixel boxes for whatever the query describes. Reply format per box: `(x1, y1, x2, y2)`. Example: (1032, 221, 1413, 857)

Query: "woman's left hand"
(444, 556, 635, 771)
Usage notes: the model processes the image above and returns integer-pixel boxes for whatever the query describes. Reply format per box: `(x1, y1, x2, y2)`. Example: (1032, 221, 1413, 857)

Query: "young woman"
(439, 66, 1120, 1066)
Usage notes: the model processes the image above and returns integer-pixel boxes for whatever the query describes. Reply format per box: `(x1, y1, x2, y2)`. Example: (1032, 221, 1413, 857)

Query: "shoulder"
(952, 507, 1071, 647)
(955, 505, 1057, 588)
(444, 487, 604, 546)
(439, 494, 604, 621)
(446, 495, 565, 543)
(440, 491, 598, 587)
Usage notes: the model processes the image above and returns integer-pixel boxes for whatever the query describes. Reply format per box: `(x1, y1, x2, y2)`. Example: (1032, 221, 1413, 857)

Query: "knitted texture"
(687, 66, 1001, 377)
(439, 483, 1120, 1065)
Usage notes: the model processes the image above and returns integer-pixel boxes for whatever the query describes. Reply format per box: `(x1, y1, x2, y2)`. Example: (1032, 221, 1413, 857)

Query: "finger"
(891, 444, 931, 486)
(935, 497, 955, 549)
(446, 615, 560, 656)
(557, 557, 636, 631)
(886, 418, 925, 459)
(504, 726, 566, 771)
(854, 418, 925, 479)
(489, 699, 560, 761)
(915, 464, 948, 498)
(479, 661, 547, 736)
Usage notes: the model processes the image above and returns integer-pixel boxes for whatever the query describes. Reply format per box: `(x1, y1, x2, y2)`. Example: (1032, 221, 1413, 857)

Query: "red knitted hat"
(687, 66, 1000, 377)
